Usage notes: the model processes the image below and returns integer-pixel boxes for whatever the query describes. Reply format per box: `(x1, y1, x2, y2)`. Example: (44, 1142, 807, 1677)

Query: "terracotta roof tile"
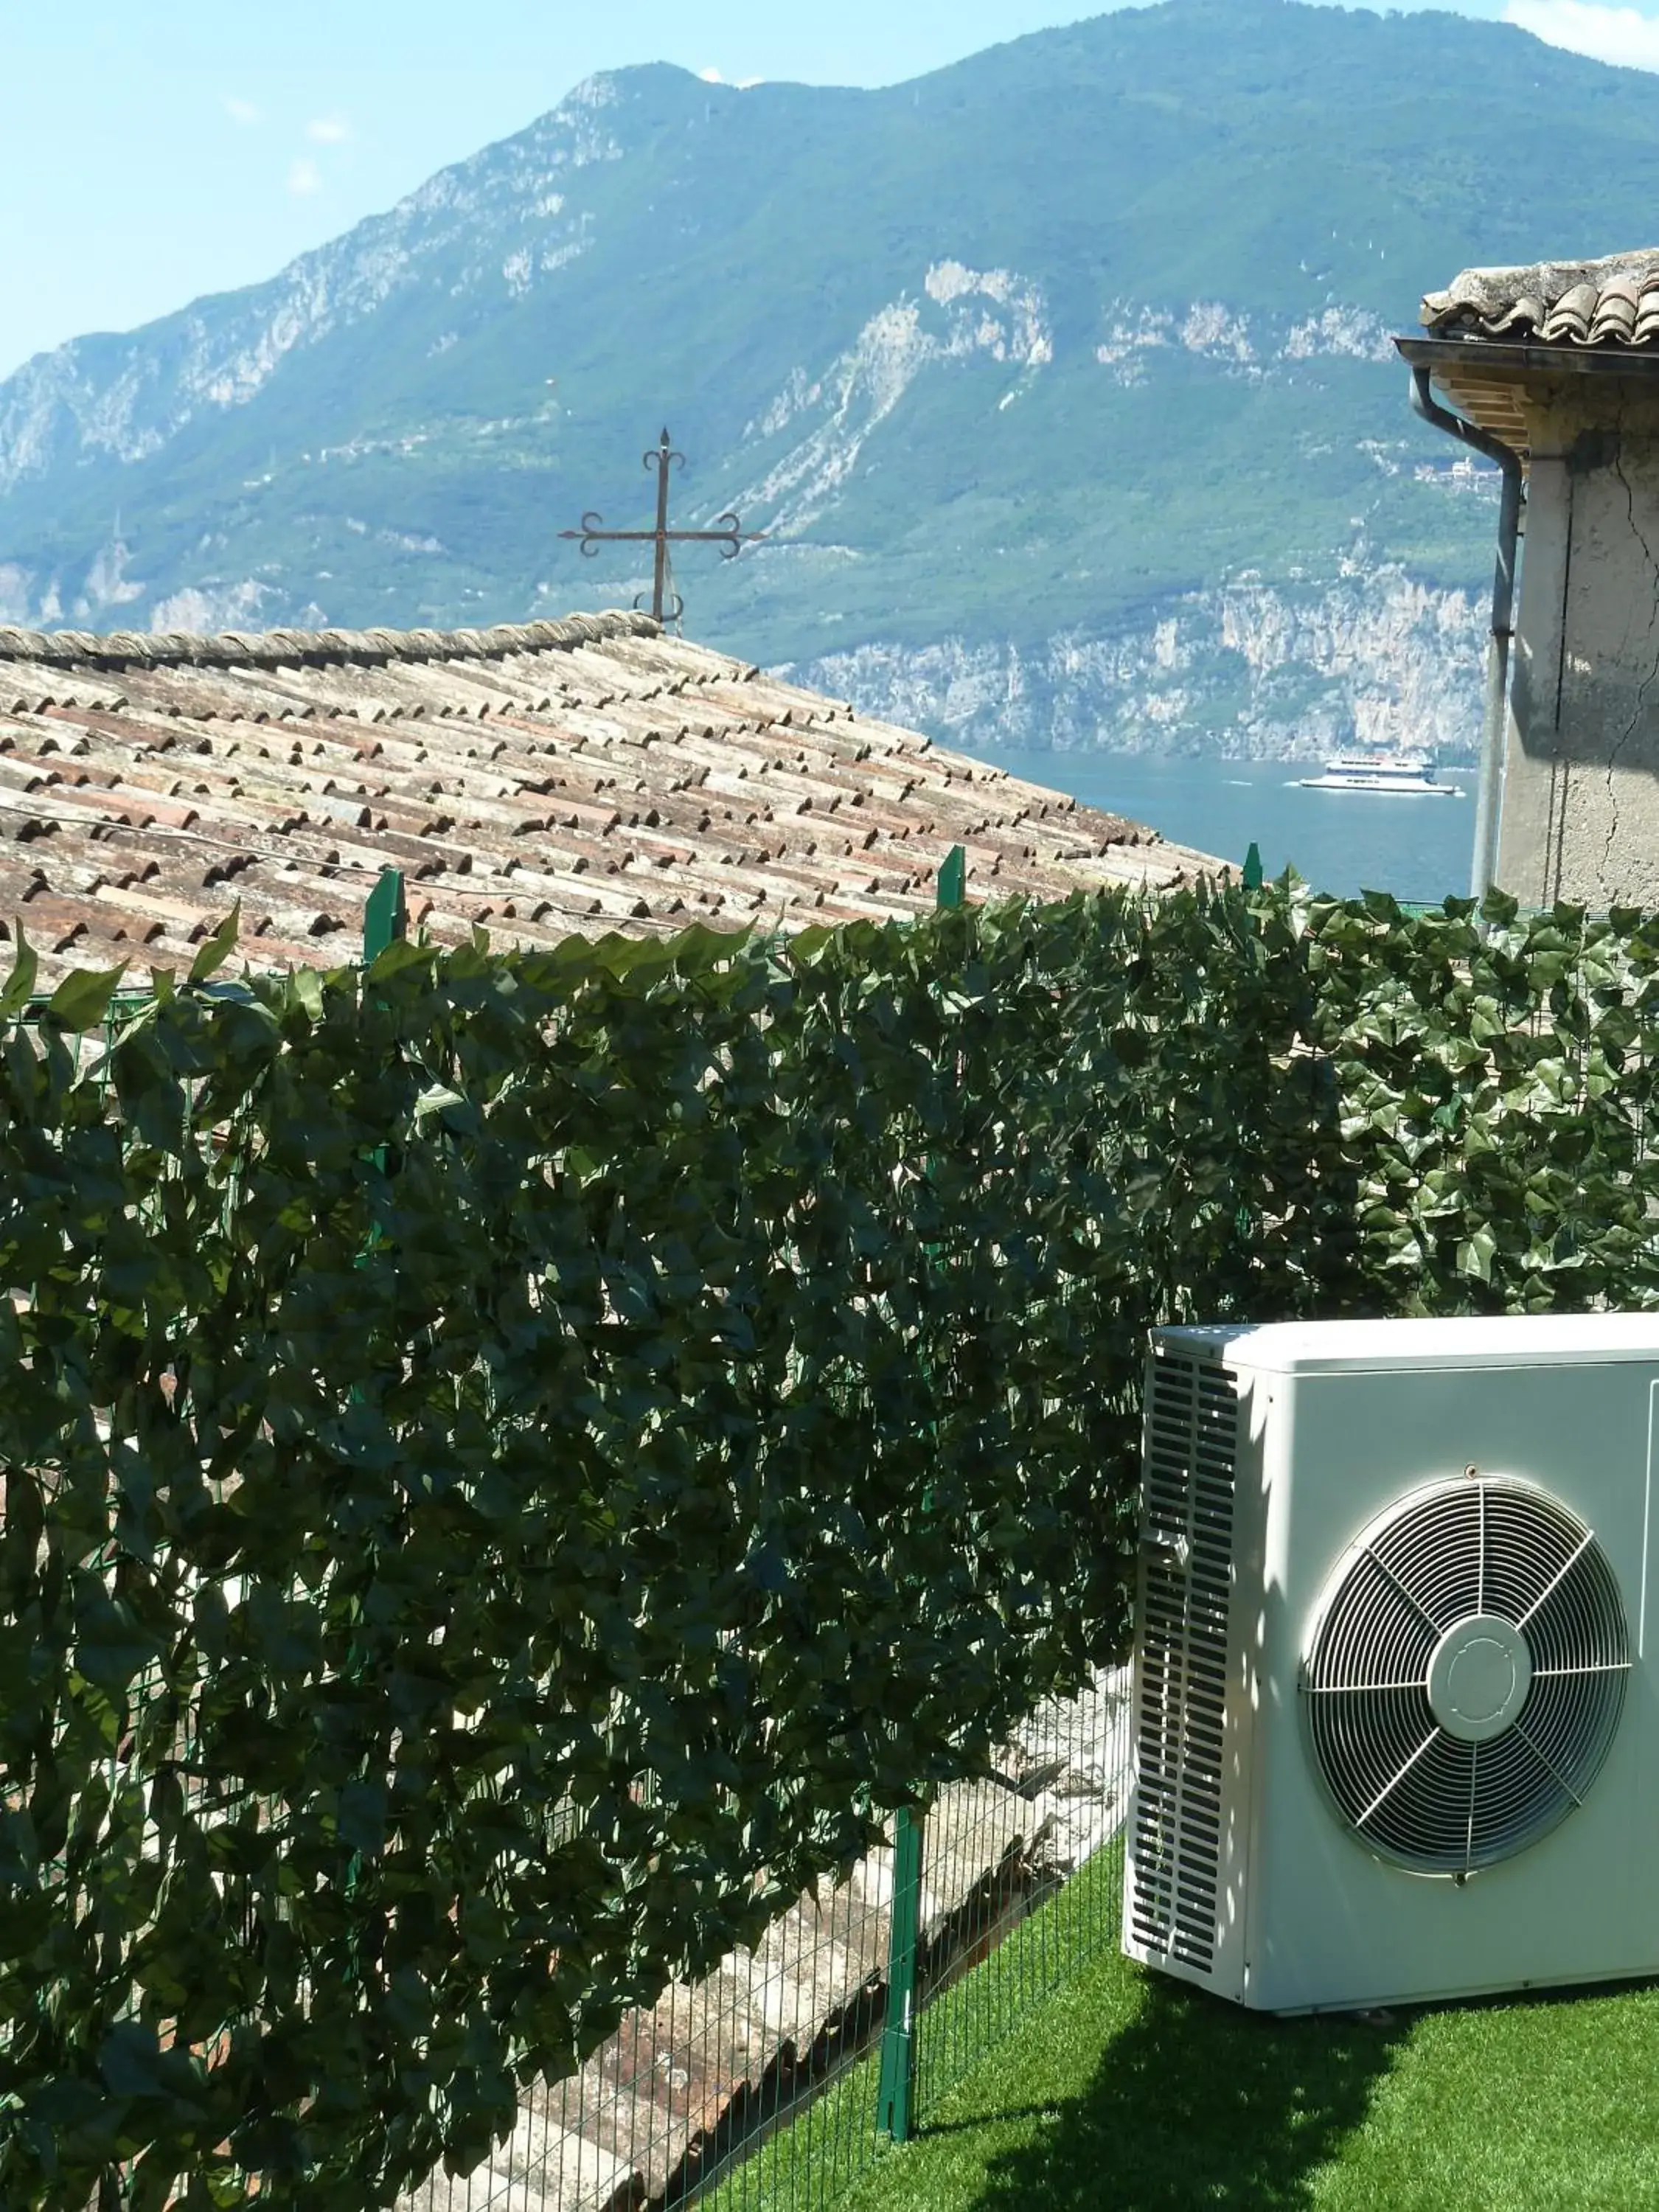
(0, 609, 1225, 990)
(1422, 248, 1659, 348)
(13, 895, 94, 951)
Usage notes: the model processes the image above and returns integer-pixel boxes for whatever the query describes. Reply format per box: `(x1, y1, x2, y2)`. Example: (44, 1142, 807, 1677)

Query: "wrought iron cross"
(559, 427, 765, 624)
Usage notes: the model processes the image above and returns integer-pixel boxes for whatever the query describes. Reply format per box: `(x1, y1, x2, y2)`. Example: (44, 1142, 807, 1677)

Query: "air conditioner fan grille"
(1303, 1477, 1628, 1876)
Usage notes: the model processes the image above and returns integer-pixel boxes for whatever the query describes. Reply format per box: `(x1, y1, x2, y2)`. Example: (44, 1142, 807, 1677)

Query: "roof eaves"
(1397, 334, 1659, 379)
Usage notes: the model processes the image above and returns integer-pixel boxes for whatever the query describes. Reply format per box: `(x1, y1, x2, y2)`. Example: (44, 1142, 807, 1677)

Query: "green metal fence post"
(364, 866, 407, 962)
(363, 869, 405, 1183)
(345, 864, 406, 1986)
(936, 844, 967, 911)
(877, 1804, 923, 2143)
(875, 847, 967, 2149)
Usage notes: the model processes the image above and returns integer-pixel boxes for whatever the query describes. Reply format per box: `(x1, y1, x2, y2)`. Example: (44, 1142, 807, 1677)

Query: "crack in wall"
(1602, 400, 1659, 904)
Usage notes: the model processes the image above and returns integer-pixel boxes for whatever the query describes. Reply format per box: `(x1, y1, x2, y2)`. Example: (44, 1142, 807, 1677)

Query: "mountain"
(4, 0, 1659, 758)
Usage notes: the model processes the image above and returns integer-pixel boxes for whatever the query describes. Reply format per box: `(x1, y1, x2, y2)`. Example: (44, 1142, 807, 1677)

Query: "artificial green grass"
(835, 1888, 1659, 2212)
(697, 1842, 1124, 2212)
(695, 2031, 886, 2212)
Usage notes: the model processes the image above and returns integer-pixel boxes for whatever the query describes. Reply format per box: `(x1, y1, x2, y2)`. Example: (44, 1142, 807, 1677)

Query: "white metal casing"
(1122, 1314, 1659, 2013)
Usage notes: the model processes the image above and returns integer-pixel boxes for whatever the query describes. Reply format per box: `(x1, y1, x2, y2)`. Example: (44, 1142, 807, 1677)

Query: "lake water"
(991, 750, 1479, 903)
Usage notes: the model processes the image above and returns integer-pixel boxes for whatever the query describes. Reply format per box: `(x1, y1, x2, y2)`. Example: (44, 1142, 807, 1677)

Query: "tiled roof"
(1422, 249, 1659, 347)
(0, 609, 1222, 993)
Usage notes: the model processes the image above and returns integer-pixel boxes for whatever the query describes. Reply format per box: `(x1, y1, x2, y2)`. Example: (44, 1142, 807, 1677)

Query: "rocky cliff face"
(787, 563, 1488, 761)
(0, 76, 625, 497)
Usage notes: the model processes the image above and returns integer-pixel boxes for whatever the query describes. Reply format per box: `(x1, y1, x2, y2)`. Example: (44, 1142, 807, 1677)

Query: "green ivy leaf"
(187, 901, 243, 985)
(1, 920, 38, 1012)
(45, 959, 128, 1031)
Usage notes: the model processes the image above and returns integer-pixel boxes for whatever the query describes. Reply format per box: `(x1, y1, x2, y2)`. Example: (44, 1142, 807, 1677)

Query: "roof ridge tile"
(0, 609, 659, 674)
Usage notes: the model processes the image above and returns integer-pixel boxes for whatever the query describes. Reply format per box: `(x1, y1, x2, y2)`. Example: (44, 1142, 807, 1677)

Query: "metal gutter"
(1398, 334, 1659, 381)
(1406, 359, 1525, 902)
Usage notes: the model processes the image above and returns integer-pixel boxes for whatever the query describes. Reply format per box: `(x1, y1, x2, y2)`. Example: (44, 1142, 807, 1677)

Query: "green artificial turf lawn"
(835, 1877, 1659, 2212)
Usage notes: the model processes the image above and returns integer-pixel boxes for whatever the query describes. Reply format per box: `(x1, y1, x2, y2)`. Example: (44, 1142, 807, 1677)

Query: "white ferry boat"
(1294, 752, 1461, 797)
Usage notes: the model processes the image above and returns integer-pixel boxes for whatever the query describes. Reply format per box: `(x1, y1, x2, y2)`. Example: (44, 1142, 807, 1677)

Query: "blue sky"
(1, 0, 1655, 380)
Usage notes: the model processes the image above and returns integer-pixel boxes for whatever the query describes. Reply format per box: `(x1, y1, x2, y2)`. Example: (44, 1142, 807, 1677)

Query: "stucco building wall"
(1499, 383, 1659, 907)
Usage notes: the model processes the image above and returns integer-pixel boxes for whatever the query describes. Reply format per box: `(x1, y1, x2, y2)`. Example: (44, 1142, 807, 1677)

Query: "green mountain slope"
(2, 0, 1656, 755)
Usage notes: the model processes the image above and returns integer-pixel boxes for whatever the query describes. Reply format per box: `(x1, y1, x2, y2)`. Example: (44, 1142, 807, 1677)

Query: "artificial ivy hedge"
(2, 881, 1656, 2209)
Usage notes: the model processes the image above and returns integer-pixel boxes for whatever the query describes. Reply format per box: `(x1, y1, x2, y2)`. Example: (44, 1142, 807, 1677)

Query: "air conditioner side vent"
(1130, 1349, 1239, 1972)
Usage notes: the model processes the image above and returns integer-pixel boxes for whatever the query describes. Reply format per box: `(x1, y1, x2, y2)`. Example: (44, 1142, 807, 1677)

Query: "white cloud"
(223, 95, 260, 125)
(288, 156, 323, 197)
(698, 66, 724, 82)
(306, 114, 352, 144)
(1503, 1, 1659, 71)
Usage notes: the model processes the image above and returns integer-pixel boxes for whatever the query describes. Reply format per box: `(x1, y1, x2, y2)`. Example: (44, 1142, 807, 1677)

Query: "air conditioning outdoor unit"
(1123, 1314, 1659, 2014)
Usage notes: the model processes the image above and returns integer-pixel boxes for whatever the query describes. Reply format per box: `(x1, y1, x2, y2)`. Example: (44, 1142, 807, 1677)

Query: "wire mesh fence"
(395, 1665, 1130, 2212)
(27, 878, 1659, 2212)
(15, 874, 1136, 2212)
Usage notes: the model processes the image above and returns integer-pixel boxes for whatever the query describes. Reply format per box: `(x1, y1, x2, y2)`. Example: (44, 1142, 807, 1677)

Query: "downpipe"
(1410, 364, 1524, 902)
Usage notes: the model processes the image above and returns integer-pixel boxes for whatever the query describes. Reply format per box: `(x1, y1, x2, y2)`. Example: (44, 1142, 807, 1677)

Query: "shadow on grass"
(962, 1975, 1404, 2212)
